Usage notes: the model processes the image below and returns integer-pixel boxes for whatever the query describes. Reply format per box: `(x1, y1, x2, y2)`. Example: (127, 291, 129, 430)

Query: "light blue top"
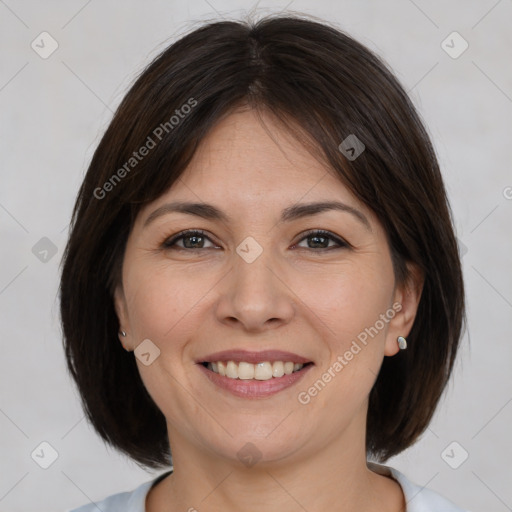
(67, 463, 470, 511)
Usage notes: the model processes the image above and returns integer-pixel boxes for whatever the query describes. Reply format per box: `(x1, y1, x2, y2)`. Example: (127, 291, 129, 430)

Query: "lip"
(197, 349, 312, 365)
(197, 362, 314, 399)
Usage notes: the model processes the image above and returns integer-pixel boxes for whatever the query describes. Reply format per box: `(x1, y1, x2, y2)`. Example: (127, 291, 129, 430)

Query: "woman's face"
(114, 108, 420, 467)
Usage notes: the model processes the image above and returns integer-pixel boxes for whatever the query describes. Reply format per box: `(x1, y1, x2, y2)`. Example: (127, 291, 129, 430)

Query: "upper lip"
(197, 349, 312, 364)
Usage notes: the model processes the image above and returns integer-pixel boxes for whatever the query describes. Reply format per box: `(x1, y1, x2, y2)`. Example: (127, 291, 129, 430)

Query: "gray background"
(1, 1, 511, 511)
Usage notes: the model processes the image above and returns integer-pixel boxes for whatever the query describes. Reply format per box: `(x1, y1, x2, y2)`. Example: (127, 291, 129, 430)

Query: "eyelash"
(161, 229, 349, 252)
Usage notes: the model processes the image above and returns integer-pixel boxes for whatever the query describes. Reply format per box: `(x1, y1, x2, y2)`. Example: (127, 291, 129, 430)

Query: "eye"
(294, 229, 349, 251)
(162, 230, 219, 250)
(161, 228, 349, 252)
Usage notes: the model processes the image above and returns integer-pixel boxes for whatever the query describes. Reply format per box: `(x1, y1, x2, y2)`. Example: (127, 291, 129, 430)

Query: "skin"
(114, 107, 424, 512)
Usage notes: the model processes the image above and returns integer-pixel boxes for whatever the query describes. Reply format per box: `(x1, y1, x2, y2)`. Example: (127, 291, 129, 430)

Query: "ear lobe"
(384, 262, 424, 356)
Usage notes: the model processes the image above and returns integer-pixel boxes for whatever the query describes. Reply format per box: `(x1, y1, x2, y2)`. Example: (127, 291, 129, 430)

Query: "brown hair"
(59, 14, 466, 469)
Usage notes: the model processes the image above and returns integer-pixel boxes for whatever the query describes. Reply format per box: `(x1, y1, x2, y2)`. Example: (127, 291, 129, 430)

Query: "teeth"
(226, 361, 238, 379)
(272, 361, 284, 378)
(254, 362, 273, 380)
(206, 360, 305, 380)
(284, 362, 294, 375)
(238, 361, 255, 380)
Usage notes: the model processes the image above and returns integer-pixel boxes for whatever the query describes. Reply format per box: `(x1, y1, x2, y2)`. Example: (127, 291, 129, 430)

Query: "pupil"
(185, 235, 202, 248)
(310, 235, 327, 248)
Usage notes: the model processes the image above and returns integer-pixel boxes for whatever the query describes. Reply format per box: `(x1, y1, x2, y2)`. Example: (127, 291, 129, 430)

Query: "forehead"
(132, 108, 382, 238)
(158, 109, 363, 209)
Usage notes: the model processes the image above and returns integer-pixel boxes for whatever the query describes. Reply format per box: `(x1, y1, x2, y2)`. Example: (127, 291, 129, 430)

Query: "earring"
(397, 336, 407, 350)
(118, 331, 130, 351)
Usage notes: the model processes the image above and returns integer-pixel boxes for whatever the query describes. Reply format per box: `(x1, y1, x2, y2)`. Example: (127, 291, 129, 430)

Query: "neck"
(148, 417, 404, 512)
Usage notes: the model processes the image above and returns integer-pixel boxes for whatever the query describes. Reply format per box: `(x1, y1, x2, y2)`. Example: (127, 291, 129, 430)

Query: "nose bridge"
(234, 238, 274, 292)
(216, 236, 294, 330)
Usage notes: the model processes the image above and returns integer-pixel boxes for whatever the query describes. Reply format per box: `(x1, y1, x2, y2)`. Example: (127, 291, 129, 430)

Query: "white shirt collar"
(368, 462, 469, 511)
(70, 464, 469, 511)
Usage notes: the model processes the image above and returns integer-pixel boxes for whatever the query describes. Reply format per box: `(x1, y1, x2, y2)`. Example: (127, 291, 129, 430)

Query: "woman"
(61, 14, 468, 512)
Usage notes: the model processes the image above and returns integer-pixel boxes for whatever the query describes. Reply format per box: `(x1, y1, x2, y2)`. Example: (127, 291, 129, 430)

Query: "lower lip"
(197, 363, 313, 399)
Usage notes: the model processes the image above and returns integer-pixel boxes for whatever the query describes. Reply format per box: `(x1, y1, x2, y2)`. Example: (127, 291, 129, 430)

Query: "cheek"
(300, 260, 394, 407)
(122, 264, 208, 420)
(308, 261, 394, 344)
(123, 261, 209, 340)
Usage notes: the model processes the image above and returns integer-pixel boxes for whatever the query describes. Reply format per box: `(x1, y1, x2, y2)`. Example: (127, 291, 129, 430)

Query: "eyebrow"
(143, 200, 371, 231)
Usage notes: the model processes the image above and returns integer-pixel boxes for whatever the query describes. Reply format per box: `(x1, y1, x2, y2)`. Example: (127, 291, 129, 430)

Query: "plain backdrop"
(0, 1, 511, 511)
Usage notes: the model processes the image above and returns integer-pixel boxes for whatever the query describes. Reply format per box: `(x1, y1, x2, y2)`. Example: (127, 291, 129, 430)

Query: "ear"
(384, 262, 424, 357)
(114, 284, 131, 350)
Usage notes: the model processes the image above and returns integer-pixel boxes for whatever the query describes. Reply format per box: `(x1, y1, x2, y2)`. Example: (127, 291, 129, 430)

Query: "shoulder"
(66, 482, 151, 512)
(66, 471, 172, 512)
(368, 462, 471, 512)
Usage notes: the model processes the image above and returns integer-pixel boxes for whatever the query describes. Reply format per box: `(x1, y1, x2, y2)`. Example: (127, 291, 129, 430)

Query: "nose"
(214, 245, 295, 333)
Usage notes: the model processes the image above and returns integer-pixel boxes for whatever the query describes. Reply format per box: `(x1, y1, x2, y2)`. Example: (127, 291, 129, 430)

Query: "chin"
(201, 424, 308, 468)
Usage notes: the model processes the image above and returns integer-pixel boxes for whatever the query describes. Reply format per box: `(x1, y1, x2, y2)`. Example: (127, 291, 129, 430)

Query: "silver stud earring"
(397, 336, 407, 350)
(118, 331, 131, 352)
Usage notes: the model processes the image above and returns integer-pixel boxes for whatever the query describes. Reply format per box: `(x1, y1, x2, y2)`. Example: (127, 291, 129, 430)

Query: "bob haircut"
(59, 14, 466, 469)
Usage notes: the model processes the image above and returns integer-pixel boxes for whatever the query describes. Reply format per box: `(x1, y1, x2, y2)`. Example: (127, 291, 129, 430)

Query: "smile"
(202, 360, 310, 380)
(197, 349, 314, 398)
